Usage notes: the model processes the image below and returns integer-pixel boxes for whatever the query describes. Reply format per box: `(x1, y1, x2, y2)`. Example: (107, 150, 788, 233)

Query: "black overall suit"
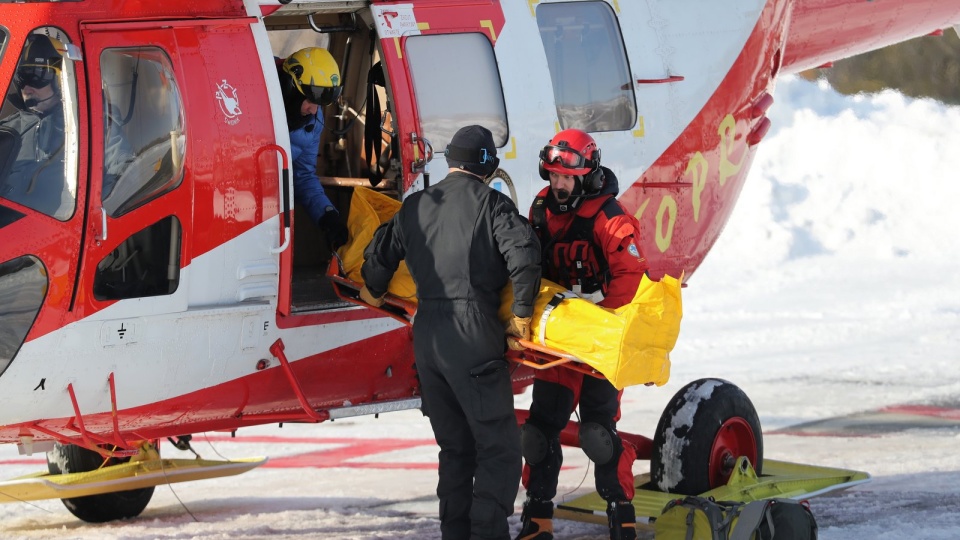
(362, 171, 541, 540)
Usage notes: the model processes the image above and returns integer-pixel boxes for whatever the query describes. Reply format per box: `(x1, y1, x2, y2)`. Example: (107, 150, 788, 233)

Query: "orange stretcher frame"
(326, 259, 603, 379)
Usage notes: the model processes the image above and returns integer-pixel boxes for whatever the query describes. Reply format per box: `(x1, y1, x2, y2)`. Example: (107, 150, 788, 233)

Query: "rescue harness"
(530, 193, 618, 296)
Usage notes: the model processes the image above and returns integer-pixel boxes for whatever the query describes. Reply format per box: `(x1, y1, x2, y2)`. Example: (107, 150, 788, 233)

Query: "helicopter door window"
(536, 2, 637, 133)
(93, 215, 181, 301)
(0, 27, 80, 220)
(403, 32, 508, 153)
(99, 47, 185, 218)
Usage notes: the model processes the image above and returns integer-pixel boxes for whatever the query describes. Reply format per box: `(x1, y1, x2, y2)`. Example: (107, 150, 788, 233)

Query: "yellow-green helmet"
(282, 47, 342, 106)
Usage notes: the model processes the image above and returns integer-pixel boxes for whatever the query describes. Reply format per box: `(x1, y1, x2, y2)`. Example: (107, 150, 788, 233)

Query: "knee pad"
(579, 422, 616, 465)
(520, 423, 550, 465)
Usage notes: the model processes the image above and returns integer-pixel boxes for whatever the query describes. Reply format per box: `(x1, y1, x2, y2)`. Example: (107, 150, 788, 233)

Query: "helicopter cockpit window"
(0, 28, 80, 220)
(0, 255, 46, 378)
(536, 2, 637, 133)
(404, 33, 508, 154)
(100, 47, 185, 218)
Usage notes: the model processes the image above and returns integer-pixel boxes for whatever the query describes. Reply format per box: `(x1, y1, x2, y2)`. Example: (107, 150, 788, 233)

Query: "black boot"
(515, 498, 554, 540)
(607, 500, 637, 540)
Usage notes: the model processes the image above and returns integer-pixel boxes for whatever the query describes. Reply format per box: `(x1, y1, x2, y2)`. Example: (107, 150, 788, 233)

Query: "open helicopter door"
(370, 3, 510, 195)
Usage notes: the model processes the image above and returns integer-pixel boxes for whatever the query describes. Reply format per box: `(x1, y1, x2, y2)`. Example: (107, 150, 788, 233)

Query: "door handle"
(409, 132, 433, 173)
(255, 144, 291, 254)
(96, 206, 108, 243)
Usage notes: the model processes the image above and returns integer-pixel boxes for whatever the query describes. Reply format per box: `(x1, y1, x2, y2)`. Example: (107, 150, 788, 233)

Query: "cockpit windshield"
(0, 27, 79, 221)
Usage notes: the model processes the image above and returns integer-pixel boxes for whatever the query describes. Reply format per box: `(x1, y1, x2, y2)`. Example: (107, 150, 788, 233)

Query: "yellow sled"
(555, 456, 869, 527)
(520, 377, 871, 530)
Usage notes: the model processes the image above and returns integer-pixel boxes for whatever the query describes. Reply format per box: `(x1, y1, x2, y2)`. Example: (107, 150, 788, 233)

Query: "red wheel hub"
(708, 417, 757, 488)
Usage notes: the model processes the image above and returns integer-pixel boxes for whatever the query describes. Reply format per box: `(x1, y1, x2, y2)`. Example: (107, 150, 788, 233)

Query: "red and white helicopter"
(1, 0, 958, 525)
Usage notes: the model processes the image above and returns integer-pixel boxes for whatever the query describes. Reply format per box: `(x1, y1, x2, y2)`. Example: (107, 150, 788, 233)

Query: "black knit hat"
(445, 125, 500, 177)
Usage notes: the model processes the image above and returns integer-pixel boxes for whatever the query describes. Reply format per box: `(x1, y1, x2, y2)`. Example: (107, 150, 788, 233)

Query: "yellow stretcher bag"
(338, 187, 417, 302)
(497, 275, 680, 389)
(338, 187, 682, 389)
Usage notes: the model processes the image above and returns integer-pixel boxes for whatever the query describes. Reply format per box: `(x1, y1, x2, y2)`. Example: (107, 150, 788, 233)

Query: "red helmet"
(539, 128, 600, 178)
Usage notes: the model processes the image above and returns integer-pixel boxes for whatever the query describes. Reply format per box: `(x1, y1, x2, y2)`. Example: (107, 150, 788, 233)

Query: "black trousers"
(523, 374, 634, 503)
(415, 302, 521, 540)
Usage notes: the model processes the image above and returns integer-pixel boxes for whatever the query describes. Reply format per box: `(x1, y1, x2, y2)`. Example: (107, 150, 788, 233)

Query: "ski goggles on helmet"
(303, 84, 342, 106)
(14, 65, 58, 89)
(539, 145, 596, 171)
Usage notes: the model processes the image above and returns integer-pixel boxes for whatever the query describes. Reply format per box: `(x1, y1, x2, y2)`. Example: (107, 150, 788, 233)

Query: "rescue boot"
(515, 498, 554, 540)
(607, 500, 637, 540)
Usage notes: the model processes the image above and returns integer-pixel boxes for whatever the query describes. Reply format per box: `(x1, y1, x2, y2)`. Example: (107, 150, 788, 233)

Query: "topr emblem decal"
(216, 79, 242, 124)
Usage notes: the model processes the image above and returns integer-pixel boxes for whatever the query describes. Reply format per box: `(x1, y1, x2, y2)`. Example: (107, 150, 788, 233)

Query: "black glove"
(318, 208, 349, 250)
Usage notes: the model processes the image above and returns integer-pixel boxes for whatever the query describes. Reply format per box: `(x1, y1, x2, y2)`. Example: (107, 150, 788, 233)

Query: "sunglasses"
(539, 145, 596, 170)
(14, 65, 57, 89)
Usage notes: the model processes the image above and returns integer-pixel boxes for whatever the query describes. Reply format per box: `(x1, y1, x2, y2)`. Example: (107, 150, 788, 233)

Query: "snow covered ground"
(2, 74, 960, 539)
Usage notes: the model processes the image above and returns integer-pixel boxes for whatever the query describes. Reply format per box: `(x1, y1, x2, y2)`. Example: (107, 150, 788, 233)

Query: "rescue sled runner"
(0, 440, 265, 522)
(0, 454, 266, 504)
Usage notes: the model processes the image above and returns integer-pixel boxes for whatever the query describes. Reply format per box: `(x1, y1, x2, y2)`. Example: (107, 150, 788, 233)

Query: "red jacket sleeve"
(595, 213, 648, 309)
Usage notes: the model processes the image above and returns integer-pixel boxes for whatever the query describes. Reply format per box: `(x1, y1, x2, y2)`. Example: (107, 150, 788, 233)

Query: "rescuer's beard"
(554, 188, 571, 202)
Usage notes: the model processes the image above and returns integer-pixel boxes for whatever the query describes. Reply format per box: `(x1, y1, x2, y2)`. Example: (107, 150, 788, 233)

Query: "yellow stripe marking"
(481, 20, 497, 41)
(633, 115, 645, 137)
(504, 137, 517, 159)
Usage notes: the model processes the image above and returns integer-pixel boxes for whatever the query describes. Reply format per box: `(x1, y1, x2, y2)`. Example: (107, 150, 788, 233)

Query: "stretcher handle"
(505, 338, 605, 379)
(326, 260, 416, 324)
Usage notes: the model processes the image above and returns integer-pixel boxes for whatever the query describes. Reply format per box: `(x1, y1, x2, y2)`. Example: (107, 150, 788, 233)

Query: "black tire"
(46, 443, 154, 522)
(650, 378, 763, 495)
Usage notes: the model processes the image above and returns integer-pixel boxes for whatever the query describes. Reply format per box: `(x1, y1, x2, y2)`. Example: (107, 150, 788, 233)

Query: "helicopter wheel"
(46, 443, 155, 522)
(650, 378, 763, 495)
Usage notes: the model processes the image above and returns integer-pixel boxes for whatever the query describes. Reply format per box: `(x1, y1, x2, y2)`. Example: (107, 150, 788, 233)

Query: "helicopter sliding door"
(370, 3, 510, 195)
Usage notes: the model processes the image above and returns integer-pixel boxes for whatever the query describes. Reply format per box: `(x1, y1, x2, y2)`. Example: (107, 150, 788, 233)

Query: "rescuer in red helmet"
(516, 128, 649, 540)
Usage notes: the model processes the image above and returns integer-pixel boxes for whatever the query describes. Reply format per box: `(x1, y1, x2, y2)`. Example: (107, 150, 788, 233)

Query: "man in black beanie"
(360, 124, 541, 540)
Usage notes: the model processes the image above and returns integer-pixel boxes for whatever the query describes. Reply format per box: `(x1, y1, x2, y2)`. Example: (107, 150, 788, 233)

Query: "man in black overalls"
(360, 125, 541, 540)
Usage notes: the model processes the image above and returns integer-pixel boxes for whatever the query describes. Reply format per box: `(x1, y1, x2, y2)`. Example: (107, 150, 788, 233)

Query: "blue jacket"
(289, 109, 336, 225)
